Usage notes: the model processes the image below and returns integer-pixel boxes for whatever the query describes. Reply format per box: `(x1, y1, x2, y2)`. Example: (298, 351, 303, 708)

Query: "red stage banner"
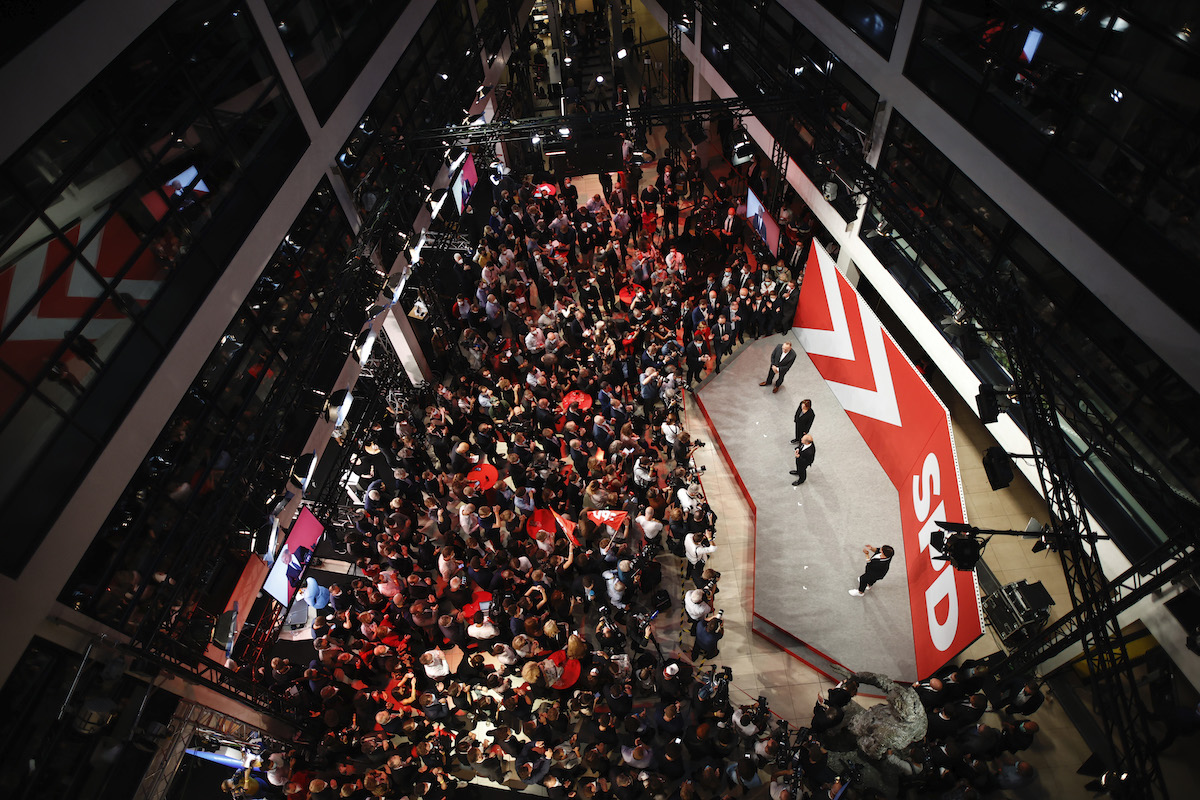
(795, 245, 982, 678)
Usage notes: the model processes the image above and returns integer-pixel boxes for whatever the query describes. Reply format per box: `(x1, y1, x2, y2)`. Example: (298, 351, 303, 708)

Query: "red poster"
(795, 245, 982, 678)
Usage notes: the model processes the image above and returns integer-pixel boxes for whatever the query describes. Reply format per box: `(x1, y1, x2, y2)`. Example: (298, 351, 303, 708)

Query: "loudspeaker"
(976, 383, 1000, 423)
(983, 447, 1014, 490)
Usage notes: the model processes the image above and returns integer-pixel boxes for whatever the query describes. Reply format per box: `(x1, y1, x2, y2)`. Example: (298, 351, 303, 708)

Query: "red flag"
(526, 508, 557, 538)
(551, 508, 580, 546)
(586, 510, 628, 529)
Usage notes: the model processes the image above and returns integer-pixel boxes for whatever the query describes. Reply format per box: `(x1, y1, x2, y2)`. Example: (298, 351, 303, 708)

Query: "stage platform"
(695, 333, 918, 680)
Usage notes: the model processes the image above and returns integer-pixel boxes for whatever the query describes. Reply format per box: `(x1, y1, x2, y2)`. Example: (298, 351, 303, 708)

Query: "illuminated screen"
(262, 507, 325, 605)
(141, 165, 211, 221)
(746, 187, 781, 257)
(453, 154, 478, 215)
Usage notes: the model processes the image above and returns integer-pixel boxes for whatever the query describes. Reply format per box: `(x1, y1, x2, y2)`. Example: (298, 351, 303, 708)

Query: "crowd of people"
(237, 149, 1050, 800)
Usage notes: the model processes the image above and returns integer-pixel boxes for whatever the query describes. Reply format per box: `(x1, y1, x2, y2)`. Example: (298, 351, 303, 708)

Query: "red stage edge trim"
(752, 613, 886, 700)
(691, 390, 757, 605)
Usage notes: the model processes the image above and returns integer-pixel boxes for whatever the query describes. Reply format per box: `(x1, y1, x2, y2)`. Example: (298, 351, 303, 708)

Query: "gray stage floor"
(696, 333, 917, 679)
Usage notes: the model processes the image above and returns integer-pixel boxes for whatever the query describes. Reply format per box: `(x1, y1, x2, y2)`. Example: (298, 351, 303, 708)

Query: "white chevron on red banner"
(795, 245, 901, 426)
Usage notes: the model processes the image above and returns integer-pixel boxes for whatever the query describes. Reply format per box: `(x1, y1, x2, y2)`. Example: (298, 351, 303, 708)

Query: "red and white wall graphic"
(795, 244, 982, 678)
(0, 210, 164, 407)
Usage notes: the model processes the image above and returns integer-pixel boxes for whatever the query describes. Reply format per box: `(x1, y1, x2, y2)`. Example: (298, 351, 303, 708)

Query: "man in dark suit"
(849, 544, 894, 596)
(712, 314, 734, 373)
(792, 398, 814, 443)
(685, 338, 708, 389)
(759, 340, 796, 393)
(717, 208, 742, 254)
(790, 434, 815, 485)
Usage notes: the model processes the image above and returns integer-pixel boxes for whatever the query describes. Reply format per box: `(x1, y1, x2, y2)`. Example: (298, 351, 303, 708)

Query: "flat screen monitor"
(453, 154, 477, 215)
(262, 507, 325, 605)
(746, 187, 781, 257)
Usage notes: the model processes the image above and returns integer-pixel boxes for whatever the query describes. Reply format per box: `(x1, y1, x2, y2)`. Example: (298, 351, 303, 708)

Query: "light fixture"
(721, 43, 730, 51)
(930, 528, 988, 571)
(558, 126, 571, 136)
(439, 72, 449, 80)
(1098, 15, 1130, 32)
(596, 74, 605, 83)
(564, 56, 573, 65)
(794, 66, 804, 75)
(531, 134, 542, 145)
(1178, 24, 1192, 42)
(617, 48, 628, 59)
(1110, 88, 1123, 102)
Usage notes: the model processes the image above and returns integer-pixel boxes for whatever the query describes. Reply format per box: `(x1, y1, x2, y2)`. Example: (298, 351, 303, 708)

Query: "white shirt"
(636, 514, 663, 542)
(661, 422, 681, 445)
(684, 533, 716, 565)
(684, 592, 711, 621)
(422, 650, 450, 679)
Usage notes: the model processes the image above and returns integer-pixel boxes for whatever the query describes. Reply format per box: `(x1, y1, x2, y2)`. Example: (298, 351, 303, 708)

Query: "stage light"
(617, 48, 628, 59)
(439, 72, 449, 80)
(721, 43, 730, 51)
(558, 126, 571, 136)
(290, 452, 317, 490)
(596, 74, 605, 83)
(981, 447, 1015, 491)
(975, 384, 1014, 424)
(531, 134, 541, 144)
(794, 66, 804, 75)
(563, 56, 573, 65)
(933, 531, 987, 571)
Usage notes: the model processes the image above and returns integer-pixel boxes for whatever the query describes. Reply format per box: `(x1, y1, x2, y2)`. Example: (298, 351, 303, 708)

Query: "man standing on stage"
(790, 433, 815, 485)
(849, 544, 894, 596)
(792, 399, 814, 443)
(759, 340, 796, 393)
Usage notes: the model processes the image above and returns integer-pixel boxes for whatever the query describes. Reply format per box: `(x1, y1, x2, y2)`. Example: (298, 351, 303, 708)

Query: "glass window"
(0, 0, 306, 576)
(864, 111, 1200, 556)
(267, 0, 412, 121)
(908, 0, 1200, 330)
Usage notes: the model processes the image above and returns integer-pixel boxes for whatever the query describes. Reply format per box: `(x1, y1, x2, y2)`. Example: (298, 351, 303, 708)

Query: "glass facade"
(267, 0, 412, 122)
(907, 0, 1200, 329)
(0, 0, 307, 576)
(863, 112, 1200, 558)
(336, 0, 478, 227)
(699, 0, 880, 222)
(64, 178, 359, 636)
(814, 0, 905, 55)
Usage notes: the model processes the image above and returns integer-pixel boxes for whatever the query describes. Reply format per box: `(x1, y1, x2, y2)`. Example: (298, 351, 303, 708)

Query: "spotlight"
(931, 530, 988, 571)
(721, 43, 730, 51)
(975, 384, 1014, 424)
(531, 134, 542, 145)
(439, 72, 449, 80)
(794, 66, 804, 75)
(596, 74, 605, 83)
(563, 56, 573, 65)
(558, 126, 571, 136)
(617, 48, 628, 59)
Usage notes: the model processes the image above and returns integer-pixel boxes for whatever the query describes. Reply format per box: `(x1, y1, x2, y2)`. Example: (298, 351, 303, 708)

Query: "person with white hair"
(684, 588, 712, 634)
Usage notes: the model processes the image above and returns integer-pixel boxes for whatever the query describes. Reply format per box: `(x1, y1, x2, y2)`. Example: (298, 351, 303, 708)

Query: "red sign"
(796, 245, 981, 678)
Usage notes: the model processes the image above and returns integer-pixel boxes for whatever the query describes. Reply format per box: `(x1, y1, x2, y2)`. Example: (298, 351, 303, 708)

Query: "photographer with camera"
(672, 430, 705, 468)
(684, 529, 717, 581)
(691, 610, 724, 661)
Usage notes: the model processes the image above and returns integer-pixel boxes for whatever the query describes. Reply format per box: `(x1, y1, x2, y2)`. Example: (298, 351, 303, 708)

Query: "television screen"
(141, 165, 211, 221)
(262, 507, 325, 605)
(453, 154, 477, 215)
(746, 187, 781, 257)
